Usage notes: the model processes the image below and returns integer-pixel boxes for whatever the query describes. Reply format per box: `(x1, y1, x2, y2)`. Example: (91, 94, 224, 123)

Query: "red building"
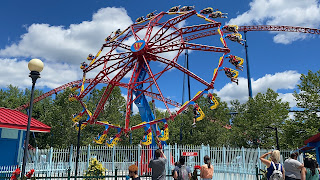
(0, 107, 50, 166)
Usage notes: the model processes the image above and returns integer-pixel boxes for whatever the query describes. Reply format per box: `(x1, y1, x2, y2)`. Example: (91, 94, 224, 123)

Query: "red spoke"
(151, 22, 221, 47)
(142, 55, 171, 114)
(147, 52, 212, 88)
(148, 10, 197, 44)
(79, 56, 136, 99)
(130, 25, 141, 41)
(125, 62, 139, 129)
(144, 12, 165, 42)
(85, 52, 132, 72)
(89, 58, 137, 123)
(150, 42, 230, 54)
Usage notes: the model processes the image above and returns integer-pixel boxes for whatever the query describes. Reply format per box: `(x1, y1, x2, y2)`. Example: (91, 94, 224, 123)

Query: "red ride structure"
(15, 7, 320, 147)
(72, 9, 230, 147)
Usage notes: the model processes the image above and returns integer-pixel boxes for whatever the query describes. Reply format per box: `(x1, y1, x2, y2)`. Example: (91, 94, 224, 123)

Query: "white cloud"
(0, 58, 80, 89)
(228, 0, 320, 44)
(0, 7, 133, 65)
(278, 93, 296, 107)
(214, 70, 301, 106)
(0, 7, 137, 89)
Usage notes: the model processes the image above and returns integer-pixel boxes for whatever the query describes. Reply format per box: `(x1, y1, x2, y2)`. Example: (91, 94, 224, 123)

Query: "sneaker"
(192, 123, 196, 127)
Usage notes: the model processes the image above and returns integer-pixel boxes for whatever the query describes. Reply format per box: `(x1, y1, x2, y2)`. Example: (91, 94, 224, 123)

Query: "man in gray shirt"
(284, 152, 304, 180)
(148, 149, 167, 180)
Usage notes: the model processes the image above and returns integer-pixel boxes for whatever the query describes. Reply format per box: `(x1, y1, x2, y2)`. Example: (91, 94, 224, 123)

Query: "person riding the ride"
(146, 11, 156, 19)
(180, 6, 194, 12)
(227, 55, 243, 71)
(115, 29, 121, 35)
(223, 25, 239, 33)
(208, 11, 227, 18)
(168, 5, 181, 12)
(226, 34, 245, 46)
(136, 16, 145, 22)
(80, 62, 88, 69)
(87, 53, 94, 60)
(200, 7, 214, 14)
(221, 67, 239, 85)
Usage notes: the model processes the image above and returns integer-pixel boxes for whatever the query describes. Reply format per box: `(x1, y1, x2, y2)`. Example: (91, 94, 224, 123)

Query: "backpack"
(270, 162, 283, 180)
(178, 165, 189, 180)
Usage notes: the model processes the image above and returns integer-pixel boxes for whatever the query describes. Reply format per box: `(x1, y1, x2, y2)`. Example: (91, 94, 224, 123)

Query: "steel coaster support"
(244, 31, 253, 98)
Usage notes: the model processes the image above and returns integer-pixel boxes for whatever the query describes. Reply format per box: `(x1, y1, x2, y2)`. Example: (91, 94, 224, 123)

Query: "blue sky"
(1, 0, 320, 113)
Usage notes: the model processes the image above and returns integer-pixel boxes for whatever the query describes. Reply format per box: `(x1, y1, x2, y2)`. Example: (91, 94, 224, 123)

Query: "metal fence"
(0, 144, 293, 180)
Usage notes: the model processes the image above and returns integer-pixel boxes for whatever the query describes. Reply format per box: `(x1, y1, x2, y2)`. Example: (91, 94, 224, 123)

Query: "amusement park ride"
(15, 6, 320, 148)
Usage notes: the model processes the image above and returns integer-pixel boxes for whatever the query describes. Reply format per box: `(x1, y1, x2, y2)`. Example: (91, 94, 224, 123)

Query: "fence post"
(87, 144, 91, 170)
(166, 144, 171, 176)
(48, 147, 53, 176)
(175, 143, 178, 163)
(207, 144, 210, 158)
(112, 145, 115, 173)
(35, 147, 38, 173)
(257, 147, 261, 171)
(241, 146, 246, 180)
(223, 146, 226, 179)
(69, 145, 73, 172)
(115, 168, 118, 179)
(255, 165, 259, 180)
(200, 144, 204, 166)
(67, 168, 71, 180)
(138, 144, 141, 176)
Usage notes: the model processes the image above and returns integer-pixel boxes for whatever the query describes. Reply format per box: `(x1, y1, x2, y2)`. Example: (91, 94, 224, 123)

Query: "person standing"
(284, 152, 304, 180)
(259, 150, 285, 180)
(301, 157, 319, 180)
(128, 164, 140, 180)
(148, 149, 167, 180)
(173, 156, 191, 180)
(200, 155, 214, 180)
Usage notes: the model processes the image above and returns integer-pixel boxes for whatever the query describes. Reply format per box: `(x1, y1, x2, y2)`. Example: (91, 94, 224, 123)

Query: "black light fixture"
(22, 59, 44, 176)
(266, 126, 280, 150)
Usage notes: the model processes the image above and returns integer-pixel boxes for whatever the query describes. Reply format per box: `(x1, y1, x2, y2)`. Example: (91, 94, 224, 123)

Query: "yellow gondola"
(141, 130, 152, 146)
(208, 94, 219, 110)
(158, 124, 169, 141)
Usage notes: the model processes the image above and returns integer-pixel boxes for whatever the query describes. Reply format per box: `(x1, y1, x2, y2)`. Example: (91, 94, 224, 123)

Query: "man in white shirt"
(284, 152, 304, 180)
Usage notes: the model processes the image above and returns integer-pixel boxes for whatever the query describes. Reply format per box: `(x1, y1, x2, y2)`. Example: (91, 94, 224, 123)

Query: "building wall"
(0, 128, 24, 166)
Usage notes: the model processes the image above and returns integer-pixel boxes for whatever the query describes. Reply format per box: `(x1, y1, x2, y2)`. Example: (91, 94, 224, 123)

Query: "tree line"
(0, 70, 319, 150)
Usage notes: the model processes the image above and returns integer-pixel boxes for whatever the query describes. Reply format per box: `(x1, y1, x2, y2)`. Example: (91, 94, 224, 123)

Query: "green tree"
(167, 94, 232, 146)
(230, 89, 290, 149)
(283, 70, 320, 148)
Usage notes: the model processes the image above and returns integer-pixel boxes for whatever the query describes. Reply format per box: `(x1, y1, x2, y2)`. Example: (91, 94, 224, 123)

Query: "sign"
(182, 152, 198, 156)
(131, 40, 146, 52)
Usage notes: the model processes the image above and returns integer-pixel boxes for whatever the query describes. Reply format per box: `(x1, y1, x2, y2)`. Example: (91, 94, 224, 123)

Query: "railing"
(0, 144, 293, 180)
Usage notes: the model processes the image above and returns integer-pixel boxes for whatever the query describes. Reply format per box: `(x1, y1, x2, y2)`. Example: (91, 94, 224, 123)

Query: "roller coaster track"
(184, 25, 320, 42)
(15, 78, 182, 111)
(15, 25, 320, 112)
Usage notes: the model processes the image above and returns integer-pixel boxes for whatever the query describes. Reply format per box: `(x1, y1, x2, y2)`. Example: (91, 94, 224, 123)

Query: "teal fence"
(0, 144, 294, 180)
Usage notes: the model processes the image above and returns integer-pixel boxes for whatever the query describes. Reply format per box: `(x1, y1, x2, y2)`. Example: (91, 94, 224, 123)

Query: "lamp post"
(266, 126, 280, 150)
(75, 120, 84, 178)
(21, 59, 44, 176)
